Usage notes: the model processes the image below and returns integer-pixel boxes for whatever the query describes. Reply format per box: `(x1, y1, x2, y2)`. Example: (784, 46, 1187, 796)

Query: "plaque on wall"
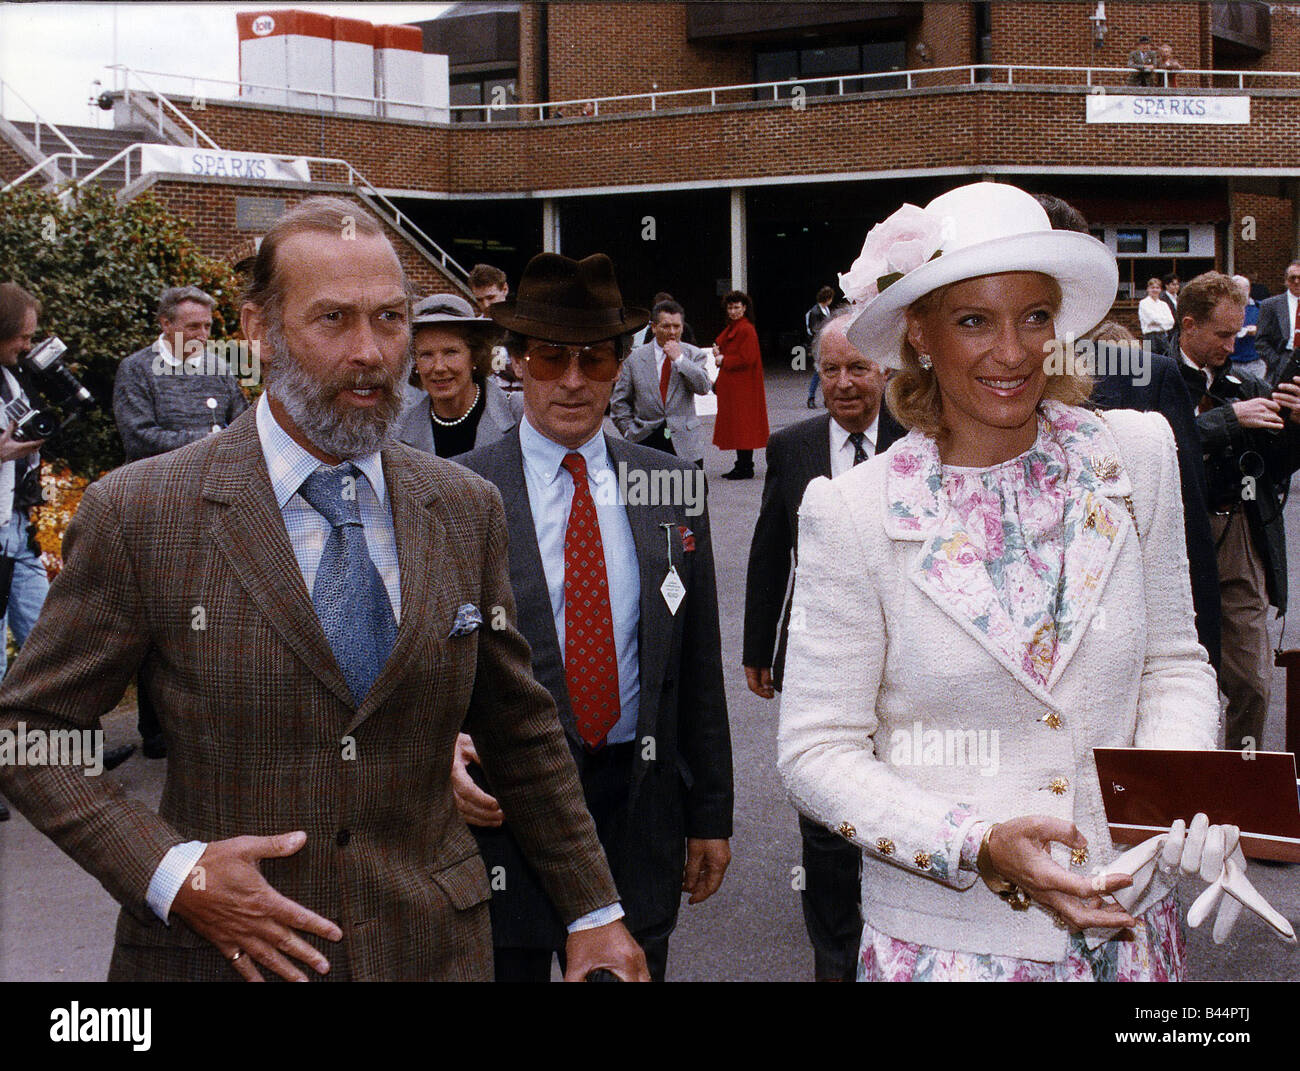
(235, 197, 287, 233)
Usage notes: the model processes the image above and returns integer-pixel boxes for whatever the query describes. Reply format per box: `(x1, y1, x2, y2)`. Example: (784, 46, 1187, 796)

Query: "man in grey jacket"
(113, 286, 248, 462)
(610, 300, 712, 465)
(112, 285, 249, 758)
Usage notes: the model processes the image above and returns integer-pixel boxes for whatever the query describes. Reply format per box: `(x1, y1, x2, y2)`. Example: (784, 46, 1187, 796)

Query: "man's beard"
(263, 317, 413, 460)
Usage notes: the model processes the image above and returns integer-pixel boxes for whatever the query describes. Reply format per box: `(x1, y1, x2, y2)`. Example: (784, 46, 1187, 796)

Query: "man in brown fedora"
(455, 252, 734, 981)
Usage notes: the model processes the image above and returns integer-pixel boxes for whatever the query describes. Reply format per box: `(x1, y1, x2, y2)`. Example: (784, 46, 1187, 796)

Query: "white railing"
(110, 67, 221, 149)
(0, 79, 88, 156)
(103, 63, 1300, 127)
(1, 151, 95, 192)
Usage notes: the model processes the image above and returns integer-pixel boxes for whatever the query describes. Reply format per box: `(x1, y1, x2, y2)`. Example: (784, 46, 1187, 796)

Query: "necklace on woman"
(431, 383, 481, 427)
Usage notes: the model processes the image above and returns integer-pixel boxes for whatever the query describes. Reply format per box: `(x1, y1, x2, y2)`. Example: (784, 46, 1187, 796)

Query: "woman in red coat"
(711, 290, 769, 479)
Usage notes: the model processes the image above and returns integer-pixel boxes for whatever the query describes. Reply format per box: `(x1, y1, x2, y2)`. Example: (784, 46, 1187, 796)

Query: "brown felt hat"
(488, 253, 648, 343)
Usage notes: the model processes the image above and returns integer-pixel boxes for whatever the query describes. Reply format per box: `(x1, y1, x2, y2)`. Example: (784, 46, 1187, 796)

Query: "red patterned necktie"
(560, 452, 621, 748)
(658, 351, 672, 402)
(1292, 301, 1300, 352)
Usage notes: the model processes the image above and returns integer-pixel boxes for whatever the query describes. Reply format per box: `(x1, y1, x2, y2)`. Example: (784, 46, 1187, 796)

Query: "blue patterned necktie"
(297, 463, 398, 706)
(849, 431, 870, 465)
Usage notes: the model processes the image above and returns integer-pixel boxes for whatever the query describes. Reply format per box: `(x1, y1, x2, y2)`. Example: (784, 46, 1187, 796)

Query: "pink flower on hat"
(839, 204, 952, 304)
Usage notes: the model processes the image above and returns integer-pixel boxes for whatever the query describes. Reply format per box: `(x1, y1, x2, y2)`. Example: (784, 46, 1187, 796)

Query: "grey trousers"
(1211, 511, 1272, 750)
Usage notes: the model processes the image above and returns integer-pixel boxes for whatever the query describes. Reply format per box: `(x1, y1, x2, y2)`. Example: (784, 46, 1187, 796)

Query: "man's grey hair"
(158, 286, 216, 322)
(811, 304, 857, 367)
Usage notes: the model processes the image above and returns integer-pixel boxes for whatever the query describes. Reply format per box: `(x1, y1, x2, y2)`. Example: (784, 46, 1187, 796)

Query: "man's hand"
(0, 421, 42, 463)
(682, 838, 730, 904)
(168, 831, 342, 982)
(1272, 379, 1300, 423)
(1232, 396, 1285, 431)
(451, 732, 504, 827)
(663, 339, 682, 362)
(562, 919, 650, 981)
(744, 665, 775, 699)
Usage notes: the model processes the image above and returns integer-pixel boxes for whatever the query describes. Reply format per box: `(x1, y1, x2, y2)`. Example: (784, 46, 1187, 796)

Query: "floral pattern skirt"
(859, 894, 1185, 981)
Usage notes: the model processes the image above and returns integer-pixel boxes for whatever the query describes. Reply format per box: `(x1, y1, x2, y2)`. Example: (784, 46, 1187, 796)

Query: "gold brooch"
(1071, 846, 1088, 866)
(838, 822, 856, 841)
(1042, 711, 1062, 730)
(1048, 776, 1069, 795)
(1091, 454, 1121, 481)
(913, 850, 932, 870)
(875, 837, 895, 856)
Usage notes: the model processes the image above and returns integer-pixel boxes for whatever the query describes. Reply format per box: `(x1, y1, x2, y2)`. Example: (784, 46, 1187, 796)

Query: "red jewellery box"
(1094, 748, 1300, 863)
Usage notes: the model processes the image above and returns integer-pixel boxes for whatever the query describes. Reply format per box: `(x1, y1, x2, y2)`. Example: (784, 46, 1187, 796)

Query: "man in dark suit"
(742, 307, 902, 981)
(0, 198, 646, 982)
(1176, 271, 1300, 750)
(1087, 329, 1222, 670)
(1255, 261, 1300, 383)
(456, 253, 733, 982)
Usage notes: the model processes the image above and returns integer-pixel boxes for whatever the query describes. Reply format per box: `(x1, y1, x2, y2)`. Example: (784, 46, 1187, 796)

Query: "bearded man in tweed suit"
(0, 197, 647, 982)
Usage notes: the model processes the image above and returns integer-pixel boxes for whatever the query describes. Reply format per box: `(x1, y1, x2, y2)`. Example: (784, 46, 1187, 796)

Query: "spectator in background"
(804, 285, 834, 409)
(1254, 261, 1300, 383)
(1157, 43, 1183, 87)
(1161, 273, 1183, 356)
(629, 292, 697, 350)
(711, 290, 769, 480)
(468, 264, 520, 395)
(1138, 277, 1175, 355)
(1232, 274, 1266, 381)
(1127, 35, 1158, 86)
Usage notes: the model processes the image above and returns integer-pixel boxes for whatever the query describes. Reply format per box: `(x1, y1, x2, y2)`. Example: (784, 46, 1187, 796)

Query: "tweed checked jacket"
(778, 405, 1219, 962)
(0, 407, 617, 981)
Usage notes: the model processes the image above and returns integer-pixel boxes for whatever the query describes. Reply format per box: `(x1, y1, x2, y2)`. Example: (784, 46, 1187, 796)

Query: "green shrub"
(0, 185, 243, 478)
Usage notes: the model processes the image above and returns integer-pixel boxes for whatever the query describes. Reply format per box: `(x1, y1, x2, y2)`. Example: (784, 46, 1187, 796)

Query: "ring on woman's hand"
(229, 949, 245, 964)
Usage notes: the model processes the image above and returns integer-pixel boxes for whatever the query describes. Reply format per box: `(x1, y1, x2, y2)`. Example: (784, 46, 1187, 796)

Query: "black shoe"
(720, 467, 754, 480)
(806, 397, 817, 409)
(0, 797, 9, 821)
(102, 744, 136, 771)
(142, 735, 167, 760)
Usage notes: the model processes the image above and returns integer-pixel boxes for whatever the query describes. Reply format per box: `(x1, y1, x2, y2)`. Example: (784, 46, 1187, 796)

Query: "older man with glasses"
(455, 252, 734, 982)
(1255, 261, 1300, 384)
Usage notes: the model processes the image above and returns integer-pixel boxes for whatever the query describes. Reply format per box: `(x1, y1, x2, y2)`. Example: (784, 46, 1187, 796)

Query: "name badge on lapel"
(658, 522, 685, 615)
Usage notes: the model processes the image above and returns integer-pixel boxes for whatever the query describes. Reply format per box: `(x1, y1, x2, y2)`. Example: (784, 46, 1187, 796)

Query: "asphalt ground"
(0, 368, 1297, 983)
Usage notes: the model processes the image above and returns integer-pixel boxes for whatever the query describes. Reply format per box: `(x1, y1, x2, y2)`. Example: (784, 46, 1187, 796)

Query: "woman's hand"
(986, 816, 1139, 932)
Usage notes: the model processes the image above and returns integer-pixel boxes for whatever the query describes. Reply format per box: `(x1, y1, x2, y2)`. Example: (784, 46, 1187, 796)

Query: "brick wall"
(1231, 190, 1295, 293)
(1229, 5, 1300, 74)
(543, 2, 749, 104)
(913, 2, 975, 71)
(991, 1, 1206, 86)
(0, 138, 32, 186)
(142, 178, 461, 294)
(518, 2, 544, 102)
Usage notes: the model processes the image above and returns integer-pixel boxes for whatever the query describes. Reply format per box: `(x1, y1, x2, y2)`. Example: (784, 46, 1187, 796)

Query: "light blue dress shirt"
(518, 415, 641, 745)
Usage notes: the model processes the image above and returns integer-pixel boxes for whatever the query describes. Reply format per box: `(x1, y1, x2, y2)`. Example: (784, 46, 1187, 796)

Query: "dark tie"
(560, 452, 620, 748)
(848, 431, 870, 465)
(1292, 302, 1299, 352)
(658, 353, 672, 403)
(297, 463, 398, 706)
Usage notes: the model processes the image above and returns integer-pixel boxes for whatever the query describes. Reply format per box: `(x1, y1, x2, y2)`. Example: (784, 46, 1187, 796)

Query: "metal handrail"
(69, 142, 147, 189)
(0, 78, 86, 155)
(105, 62, 1300, 126)
(1, 151, 93, 193)
(110, 66, 221, 149)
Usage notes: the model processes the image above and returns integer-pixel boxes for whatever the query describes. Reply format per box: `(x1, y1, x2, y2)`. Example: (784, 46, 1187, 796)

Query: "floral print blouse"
(859, 411, 1183, 981)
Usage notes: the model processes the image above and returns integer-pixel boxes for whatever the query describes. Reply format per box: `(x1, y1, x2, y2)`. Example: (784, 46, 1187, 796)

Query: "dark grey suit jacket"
(457, 429, 733, 947)
(742, 408, 904, 689)
(1255, 292, 1293, 382)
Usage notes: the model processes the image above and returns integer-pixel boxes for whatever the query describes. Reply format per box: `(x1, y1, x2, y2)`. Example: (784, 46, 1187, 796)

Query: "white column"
(542, 199, 560, 254)
(729, 188, 747, 292)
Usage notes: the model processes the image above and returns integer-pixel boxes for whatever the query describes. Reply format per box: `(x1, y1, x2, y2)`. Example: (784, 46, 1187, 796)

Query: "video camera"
(6, 336, 95, 442)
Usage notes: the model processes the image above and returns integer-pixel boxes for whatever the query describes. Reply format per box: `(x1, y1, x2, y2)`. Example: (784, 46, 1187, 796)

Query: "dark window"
(1116, 229, 1148, 254)
(1159, 228, 1190, 254)
(754, 38, 906, 99)
(450, 72, 517, 122)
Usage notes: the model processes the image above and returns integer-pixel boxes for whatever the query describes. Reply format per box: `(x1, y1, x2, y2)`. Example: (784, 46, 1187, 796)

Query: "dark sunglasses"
(524, 343, 620, 382)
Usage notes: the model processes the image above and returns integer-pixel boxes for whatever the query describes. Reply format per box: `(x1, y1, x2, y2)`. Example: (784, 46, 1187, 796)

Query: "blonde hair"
(885, 275, 1092, 446)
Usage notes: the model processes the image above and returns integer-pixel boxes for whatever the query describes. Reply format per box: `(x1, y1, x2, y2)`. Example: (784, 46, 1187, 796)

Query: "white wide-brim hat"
(843, 182, 1118, 369)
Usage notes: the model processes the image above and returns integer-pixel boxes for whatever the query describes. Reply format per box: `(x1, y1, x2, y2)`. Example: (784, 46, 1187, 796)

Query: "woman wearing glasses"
(777, 182, 1227, 981)
(397, 294, 518, 458)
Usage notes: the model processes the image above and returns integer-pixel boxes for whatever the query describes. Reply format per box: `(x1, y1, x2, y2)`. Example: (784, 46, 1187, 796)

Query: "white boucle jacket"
(777, 403, 1219, 962)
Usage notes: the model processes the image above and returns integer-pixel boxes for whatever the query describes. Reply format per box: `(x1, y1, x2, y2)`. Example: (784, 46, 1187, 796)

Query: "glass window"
(802, 45, 860, 77)
(450, 80, 483, 123)
(1159, 228, 1190, 254)
(1116, 229, 1148, 254)
(756, 50, 799, 84)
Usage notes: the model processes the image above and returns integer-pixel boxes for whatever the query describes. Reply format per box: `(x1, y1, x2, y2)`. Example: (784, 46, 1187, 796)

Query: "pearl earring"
(918, 353, 933, 370)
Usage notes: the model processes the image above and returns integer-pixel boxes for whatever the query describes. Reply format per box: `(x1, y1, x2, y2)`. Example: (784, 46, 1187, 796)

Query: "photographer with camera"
(0, 285, 50, 820)
(1177, 272, 1300, 752)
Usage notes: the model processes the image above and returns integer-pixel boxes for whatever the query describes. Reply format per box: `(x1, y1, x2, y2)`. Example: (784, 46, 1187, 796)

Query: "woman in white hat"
(776, 182, 1228, 980)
